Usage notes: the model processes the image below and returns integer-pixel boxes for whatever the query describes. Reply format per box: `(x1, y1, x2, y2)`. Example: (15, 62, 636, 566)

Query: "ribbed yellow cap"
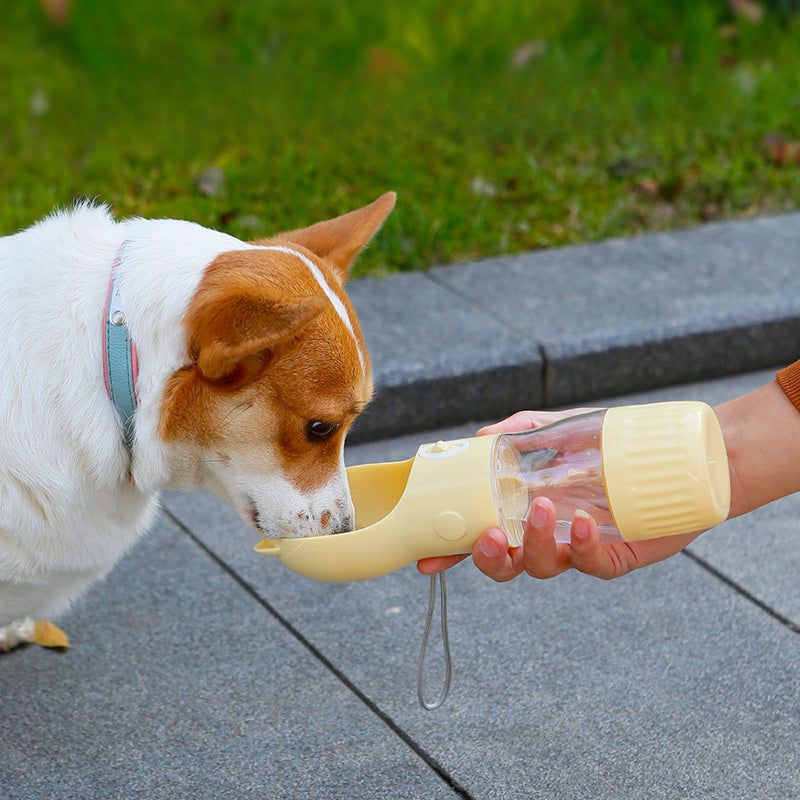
(601, 402, 730, 541)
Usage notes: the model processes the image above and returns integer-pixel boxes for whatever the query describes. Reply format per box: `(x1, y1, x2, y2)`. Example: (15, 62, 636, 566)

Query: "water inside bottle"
(493, 411, 625, 544)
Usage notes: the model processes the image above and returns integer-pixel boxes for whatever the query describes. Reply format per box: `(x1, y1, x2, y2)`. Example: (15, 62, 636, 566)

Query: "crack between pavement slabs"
(682, 548, 800, 635)
(163, 507, 475, 800)
(162, 508, 799, 800)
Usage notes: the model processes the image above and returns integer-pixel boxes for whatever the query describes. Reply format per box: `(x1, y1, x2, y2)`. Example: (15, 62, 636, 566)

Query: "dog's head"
(158, 192, 395, 538)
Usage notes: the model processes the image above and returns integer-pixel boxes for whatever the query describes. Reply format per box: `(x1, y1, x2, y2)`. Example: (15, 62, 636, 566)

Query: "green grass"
(2, 0, 800, 275)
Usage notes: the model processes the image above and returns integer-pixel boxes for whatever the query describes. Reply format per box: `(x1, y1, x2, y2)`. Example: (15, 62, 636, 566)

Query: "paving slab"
(4, 210, 800, 799)
(3, 370, 799, 800)
(346, 271, 541, 442)
(158, 369, 800, 800)
(598, 369, 800, 627)
(0, 514, 463, 800)
(350, 213, 800, 438)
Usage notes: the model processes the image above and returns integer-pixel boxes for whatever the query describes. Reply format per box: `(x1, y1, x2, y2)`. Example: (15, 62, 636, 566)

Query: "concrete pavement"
(3, 214, 800, 799)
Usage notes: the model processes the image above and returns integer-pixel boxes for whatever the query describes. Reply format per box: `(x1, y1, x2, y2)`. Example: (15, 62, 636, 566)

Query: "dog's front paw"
(0, 617, 36, 652)
(0, 617, 70, 652)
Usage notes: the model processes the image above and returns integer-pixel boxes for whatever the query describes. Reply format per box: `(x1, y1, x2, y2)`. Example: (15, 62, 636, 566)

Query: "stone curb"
(347, 212, 800, 441)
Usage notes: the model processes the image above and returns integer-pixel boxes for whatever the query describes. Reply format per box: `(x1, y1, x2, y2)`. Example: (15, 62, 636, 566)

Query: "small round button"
(434, 511, 467, 540)
(419, 439, 469, 460)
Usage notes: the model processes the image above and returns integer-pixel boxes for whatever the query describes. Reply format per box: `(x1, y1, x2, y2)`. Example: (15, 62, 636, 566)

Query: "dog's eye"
(306, 420, 340, 441)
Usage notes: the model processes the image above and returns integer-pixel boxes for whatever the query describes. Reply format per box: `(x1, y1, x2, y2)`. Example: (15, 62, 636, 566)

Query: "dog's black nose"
(330, 515, 354, 535)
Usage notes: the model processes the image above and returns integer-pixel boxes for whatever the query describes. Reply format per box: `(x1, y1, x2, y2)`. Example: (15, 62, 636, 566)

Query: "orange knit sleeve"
(776, 359, 800, 413)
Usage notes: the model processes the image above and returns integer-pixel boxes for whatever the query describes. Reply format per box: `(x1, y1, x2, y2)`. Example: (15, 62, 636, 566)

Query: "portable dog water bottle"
(254, 401, 731, 581)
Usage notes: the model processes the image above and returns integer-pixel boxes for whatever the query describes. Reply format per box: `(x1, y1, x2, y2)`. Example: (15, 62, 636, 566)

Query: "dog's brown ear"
(256, 192, 396, 284)
(187, 289, 327, 388)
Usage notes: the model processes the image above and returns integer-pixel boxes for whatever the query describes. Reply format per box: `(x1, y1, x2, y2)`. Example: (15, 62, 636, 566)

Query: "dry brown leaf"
(636, 178, 661, 199)
(511, 40, 547, 69)
(367, 47, 409, 78)
(763, 132, 800, 166)
(33, 620, 70, 649)
(39, 0, 71, 26)
(727, 0, 764, 23)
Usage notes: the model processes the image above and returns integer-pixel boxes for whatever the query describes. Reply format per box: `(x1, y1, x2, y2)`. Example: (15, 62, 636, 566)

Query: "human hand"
(417, 406, 702, 581)
(417, 496, 702, 581)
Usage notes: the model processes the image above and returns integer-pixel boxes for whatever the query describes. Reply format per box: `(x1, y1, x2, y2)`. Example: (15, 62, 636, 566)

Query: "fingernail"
(532, 500, 549, 529)
(479, 531, 506, 558)
(572, 510, 591, 540)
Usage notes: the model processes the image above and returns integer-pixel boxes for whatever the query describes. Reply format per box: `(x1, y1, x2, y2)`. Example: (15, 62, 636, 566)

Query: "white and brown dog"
(0, 192, 395, 650)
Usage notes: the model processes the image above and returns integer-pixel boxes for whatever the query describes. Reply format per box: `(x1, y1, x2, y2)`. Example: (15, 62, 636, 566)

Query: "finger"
(522, 497, 574, 578)
(477, 411, 553, 436)
(472, 528, 526, 582)
(477, 408, 603, 437)
(417, 553, 470, 574)
(567, 510, 628, 580)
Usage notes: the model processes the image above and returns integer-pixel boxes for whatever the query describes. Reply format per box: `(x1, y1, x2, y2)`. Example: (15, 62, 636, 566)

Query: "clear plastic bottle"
(491, 402, 731, 544)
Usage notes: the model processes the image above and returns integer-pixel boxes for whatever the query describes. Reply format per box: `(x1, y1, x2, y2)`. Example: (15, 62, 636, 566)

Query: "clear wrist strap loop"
(417, 572, 452, 710)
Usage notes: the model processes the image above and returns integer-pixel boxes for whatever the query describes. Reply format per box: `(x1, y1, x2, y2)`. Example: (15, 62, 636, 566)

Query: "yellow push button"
(434, 510, 467, 540)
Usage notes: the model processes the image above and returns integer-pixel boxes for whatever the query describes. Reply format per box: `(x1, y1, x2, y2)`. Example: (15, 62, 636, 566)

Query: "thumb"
(478, 411, 544, 436)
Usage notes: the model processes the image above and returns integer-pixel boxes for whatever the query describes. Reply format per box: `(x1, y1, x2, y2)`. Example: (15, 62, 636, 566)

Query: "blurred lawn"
(1, 0, 799, 275)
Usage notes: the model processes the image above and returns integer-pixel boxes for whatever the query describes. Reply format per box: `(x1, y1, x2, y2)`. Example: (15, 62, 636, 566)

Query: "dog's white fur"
(0, 195, 392, 641)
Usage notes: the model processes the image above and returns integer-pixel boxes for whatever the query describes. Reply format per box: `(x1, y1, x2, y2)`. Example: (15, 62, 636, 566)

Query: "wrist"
(714, 380, 800, 520)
